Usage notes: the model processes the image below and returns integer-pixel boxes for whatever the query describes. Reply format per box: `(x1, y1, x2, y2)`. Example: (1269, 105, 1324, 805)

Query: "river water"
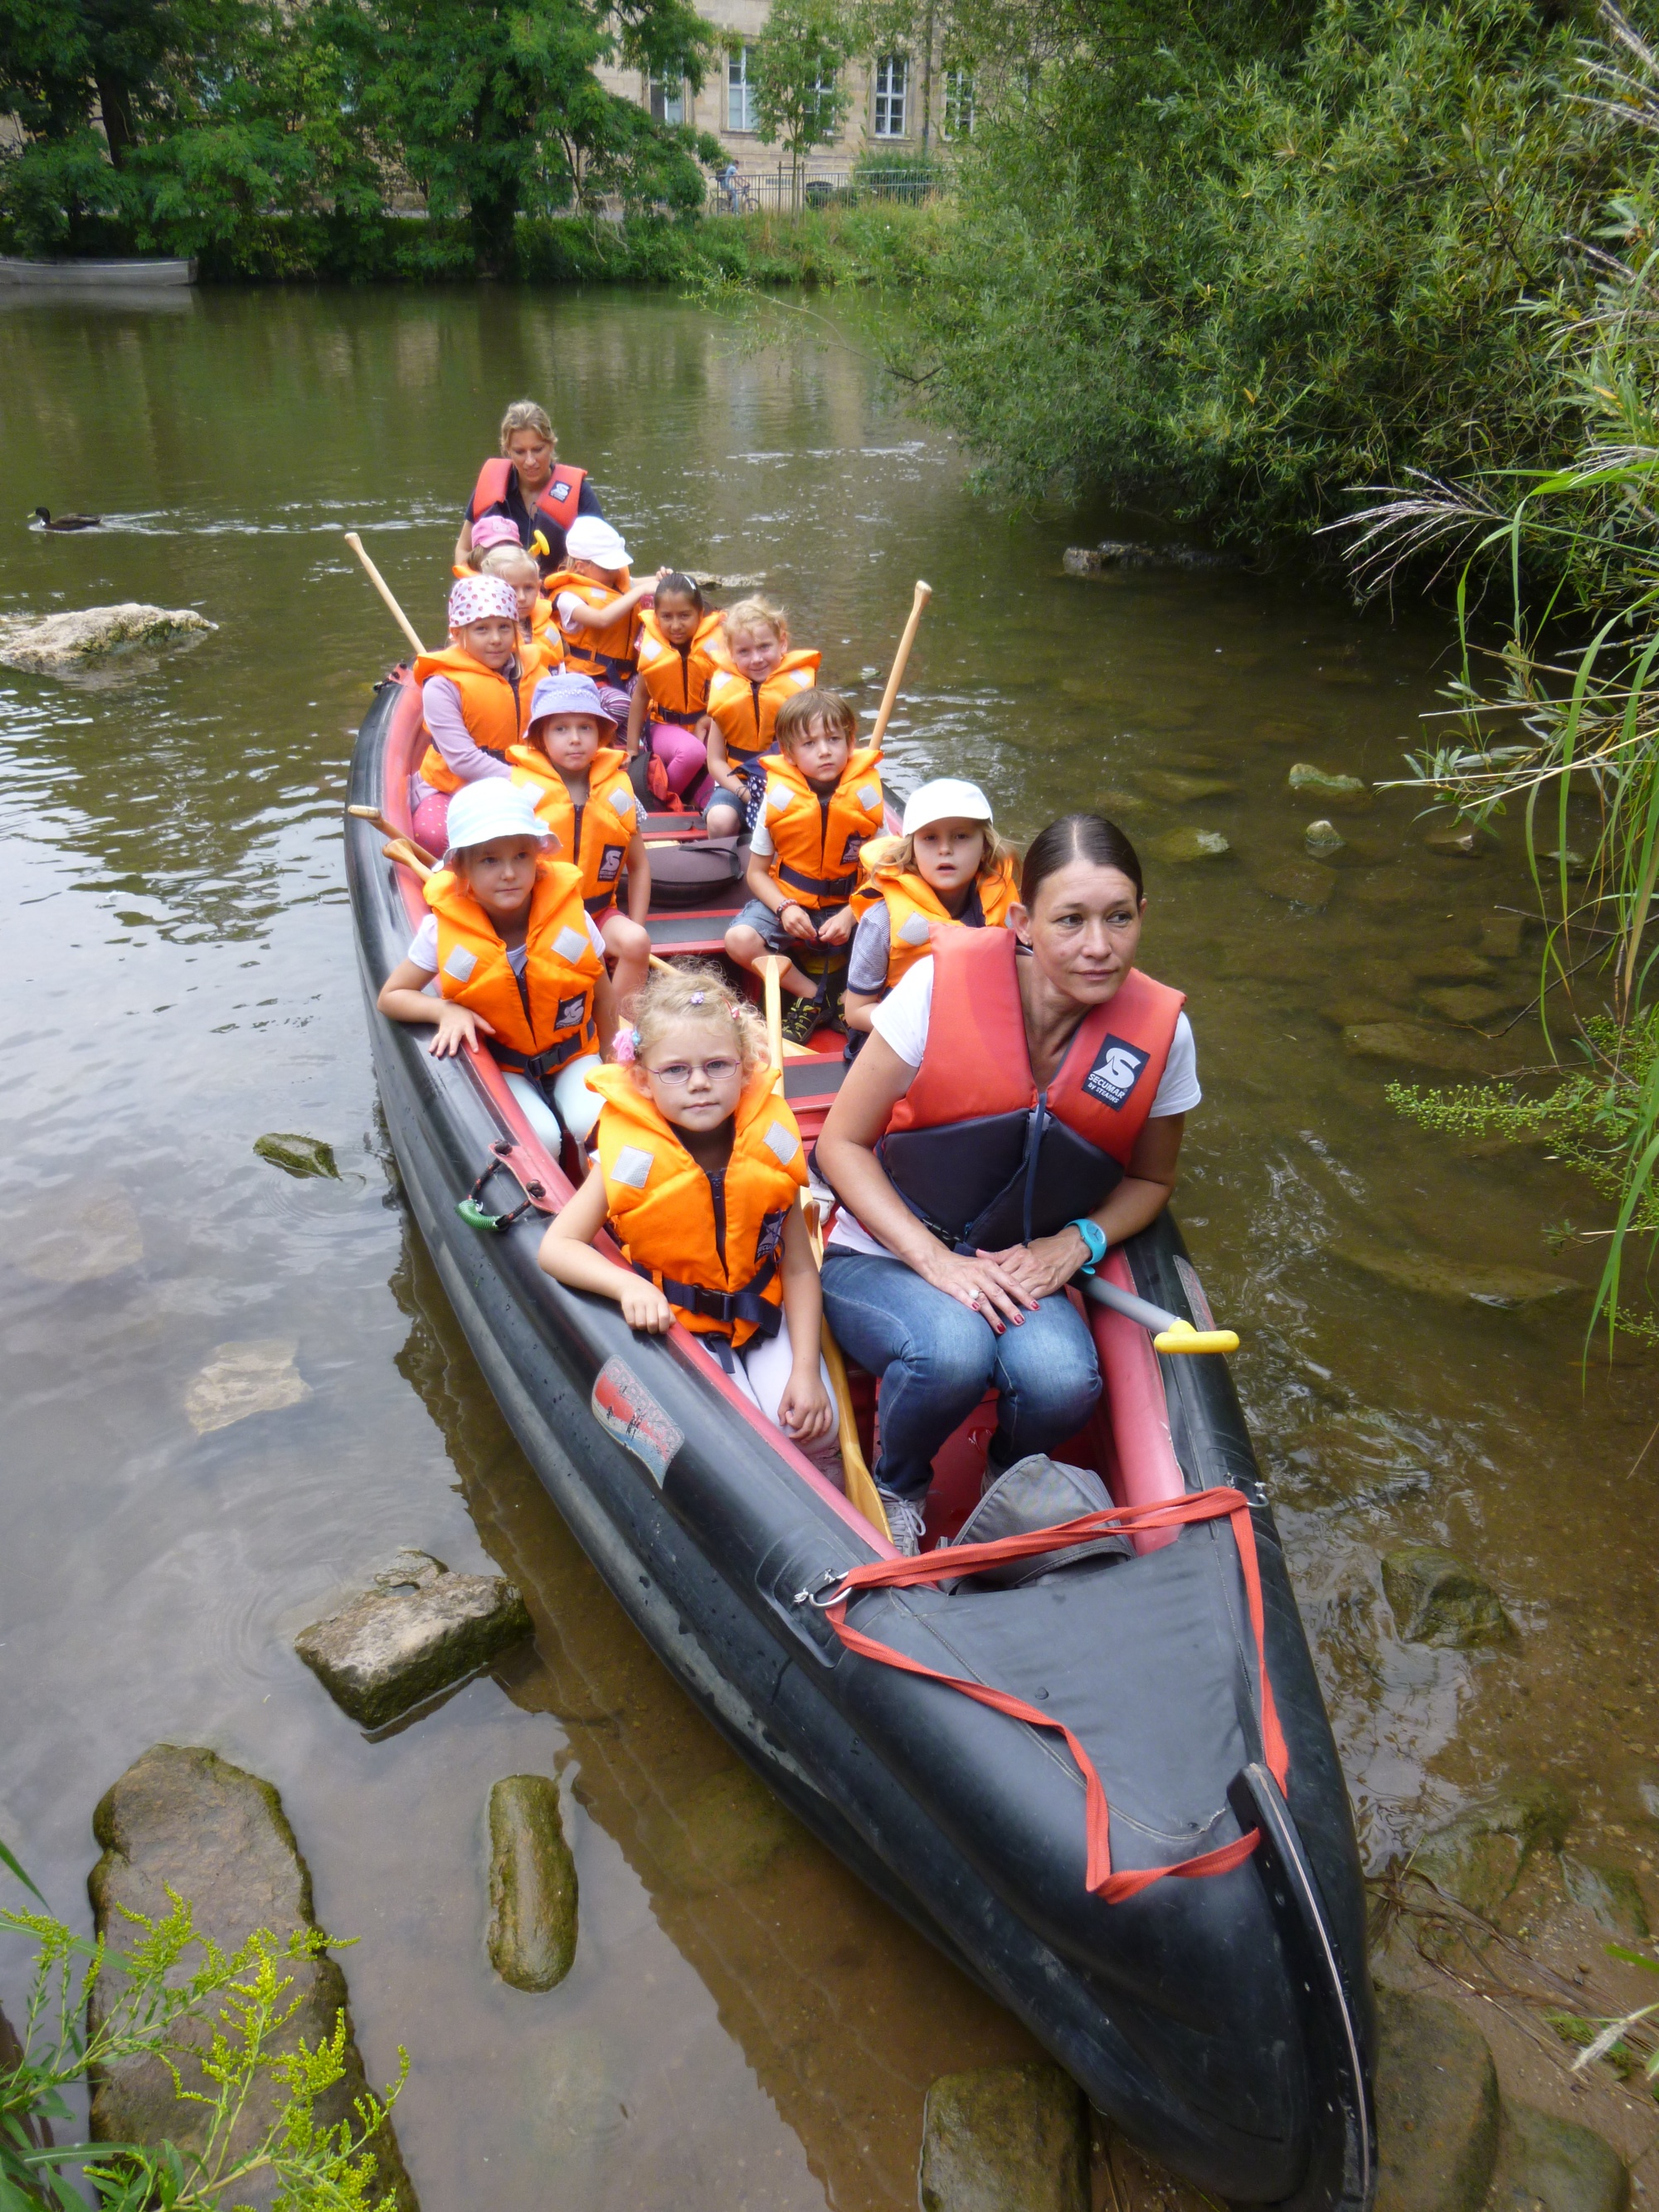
(2, 283, 1655, 2208)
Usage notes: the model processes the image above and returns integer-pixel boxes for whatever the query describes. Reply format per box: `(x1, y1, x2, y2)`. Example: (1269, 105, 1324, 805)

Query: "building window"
(649, 75, 685, 125)
(873, 54, 907, 139)
(942, 67, 974, 138)
(727, 46, 756, 133)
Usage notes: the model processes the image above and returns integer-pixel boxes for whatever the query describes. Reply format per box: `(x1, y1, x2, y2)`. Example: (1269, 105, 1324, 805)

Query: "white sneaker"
(876, 1487, 926, 1558)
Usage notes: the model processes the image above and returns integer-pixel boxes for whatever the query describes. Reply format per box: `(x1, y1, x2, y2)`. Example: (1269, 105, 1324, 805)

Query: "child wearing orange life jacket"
(538, 962, 842, 1481)
(725, 688, 883, 1043)
(456, 512, 523, 576)
(625, 571, 722, 808)
(479, 540, 561, 669)
(844, 779, 1020, 1038)
(376, 780, 615, 1148)
(703, 596, 821, 841)
(410, 575, 537, 857)
(542, 515, 663, 734)
(507, 671, 652, 1005)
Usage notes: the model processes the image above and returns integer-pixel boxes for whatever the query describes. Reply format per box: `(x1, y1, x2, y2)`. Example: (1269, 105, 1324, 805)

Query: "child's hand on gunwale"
(429, 1004, 495, 1057)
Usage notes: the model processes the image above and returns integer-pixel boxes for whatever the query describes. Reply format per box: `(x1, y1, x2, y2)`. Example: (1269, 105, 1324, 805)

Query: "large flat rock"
(88, 1743, 415, 2210)
(1374, 1988, 1498, 2212)
(295, 1558, 531, 1728)
(1382, 1547, 1515, 1649)
(1411, 1779, 1573, 1922)
(0, 603, 214, 672)
(919, 2061, 1089, 2212)
(1327, 1237, 1576, 1310)
(1489, 2101, 1628, 2212)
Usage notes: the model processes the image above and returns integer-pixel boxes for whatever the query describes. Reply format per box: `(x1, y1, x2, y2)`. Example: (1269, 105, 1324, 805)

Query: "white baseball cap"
(443, 780, 557, 862)
(902, 778, 995, 835)
(564, 516, 630, 569)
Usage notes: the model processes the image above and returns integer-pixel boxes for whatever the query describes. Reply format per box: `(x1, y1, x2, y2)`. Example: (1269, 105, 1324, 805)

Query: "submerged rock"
(1490, 2103, 1628, 2212)
(1258, 858, 1338, 909)
(1288, 762, 1370, 808)
(488, 1776, 577, 1991)
(1327, 1237, 1576, 1309)
(1419, 984, 1525, 1026)
(185, 1339, 310, 1434)
(1321, 996, 1408, 1029)
(0, 603, 215, 673)
(1540, 847, 1592, 876)
(1411, 1780, 1573, 1919)
(1409, 947, 1495, 984)
(1340, 1022, 1494, 1076)
(254, 1132, 340, 1181)
(1136, 769, 1239, 805)
(1425, 823, 1495, 858)
(16, 1188, 143, 1284)
(1560, 1855, 1650, 1937)
(1374, 1989, 1498, 2212)
(1382, 1548, 1515, 1649)
(640, 1765, 800, 1896)
(295, 1564, 531, 1728)
(1148, 827, 1231, 863)
(919, 2061, 1089, 2212)
(689, 571, 764, 591)
(1306, 818, 1346, 858)
(1253, 717, 1316, 745)
(88, 1744, 415, 2210)
(1478, 914, 1527, 959)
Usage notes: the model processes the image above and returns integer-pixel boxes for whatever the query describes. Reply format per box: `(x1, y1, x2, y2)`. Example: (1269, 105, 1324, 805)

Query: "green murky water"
(2, 284, 1655, 2207)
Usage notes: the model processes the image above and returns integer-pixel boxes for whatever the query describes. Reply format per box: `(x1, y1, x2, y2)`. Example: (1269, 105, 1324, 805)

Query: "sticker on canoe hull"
(592, 1355, 683, 1485)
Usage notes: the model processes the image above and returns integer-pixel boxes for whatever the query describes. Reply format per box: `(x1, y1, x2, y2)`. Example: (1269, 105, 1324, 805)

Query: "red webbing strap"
(824, 1486, 1288, 1901)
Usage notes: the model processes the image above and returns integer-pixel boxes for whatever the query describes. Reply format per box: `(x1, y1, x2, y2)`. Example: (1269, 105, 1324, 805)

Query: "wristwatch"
(1068, 1217, 1108, 1276)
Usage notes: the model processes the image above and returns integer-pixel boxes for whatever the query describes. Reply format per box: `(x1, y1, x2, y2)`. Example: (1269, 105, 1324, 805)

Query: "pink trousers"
(649, 720, 711, 805)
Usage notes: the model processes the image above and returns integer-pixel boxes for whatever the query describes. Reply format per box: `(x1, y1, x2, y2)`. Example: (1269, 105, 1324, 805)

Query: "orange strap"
(824, 1485, 1288, 1900)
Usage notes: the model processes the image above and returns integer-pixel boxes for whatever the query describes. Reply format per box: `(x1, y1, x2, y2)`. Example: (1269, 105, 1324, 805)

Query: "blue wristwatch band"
(1068, 1217, 1108, 1276)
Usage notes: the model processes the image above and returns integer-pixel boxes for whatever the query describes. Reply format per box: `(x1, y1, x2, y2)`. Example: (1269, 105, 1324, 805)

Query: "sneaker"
(875, 1486, 926, 1558)
(780, 991, 821, 1047)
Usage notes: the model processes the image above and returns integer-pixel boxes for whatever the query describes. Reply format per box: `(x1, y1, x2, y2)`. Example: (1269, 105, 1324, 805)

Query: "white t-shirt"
(825, 955, 1199, 1257)
(406, 910, 606, 991)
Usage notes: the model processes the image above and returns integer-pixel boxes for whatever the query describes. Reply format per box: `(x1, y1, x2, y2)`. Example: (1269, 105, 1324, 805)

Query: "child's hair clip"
(688, 990, 705, 1005)
(613, 1026, 639, 1064)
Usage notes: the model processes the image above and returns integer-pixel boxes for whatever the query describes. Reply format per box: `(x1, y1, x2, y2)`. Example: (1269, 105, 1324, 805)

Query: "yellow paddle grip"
(1153, 1320, 1240, 1356)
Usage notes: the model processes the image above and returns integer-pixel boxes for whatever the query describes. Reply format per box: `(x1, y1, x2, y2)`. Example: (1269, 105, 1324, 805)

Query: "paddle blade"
(1153, 1320, 1240, 1355)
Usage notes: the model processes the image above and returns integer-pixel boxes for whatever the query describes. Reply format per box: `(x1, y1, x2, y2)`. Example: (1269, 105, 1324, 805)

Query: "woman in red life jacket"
(814, 813, 1199, 1555)
(538, 962, 842, 1481)
(375, 780, 615, 1149)
(409, 575, 536, 857)
(625, 571, 721, 808)
(454, 399, 606, 580)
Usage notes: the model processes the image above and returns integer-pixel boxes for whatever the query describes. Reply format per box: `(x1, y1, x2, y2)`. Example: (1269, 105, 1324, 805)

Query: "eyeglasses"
(645, 1057, 742, 1087)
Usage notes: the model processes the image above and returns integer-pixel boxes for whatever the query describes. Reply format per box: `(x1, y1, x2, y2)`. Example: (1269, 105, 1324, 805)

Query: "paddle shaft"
(869, 581, 932, 751)
(804, 1201, 892, 1544)
(350, 805, 437, 866)
(382, 838, 432, 881)
(755, 954, 787, 1072)
(1083, 1274, 1238, 1355)
(345, 532, 427, 659)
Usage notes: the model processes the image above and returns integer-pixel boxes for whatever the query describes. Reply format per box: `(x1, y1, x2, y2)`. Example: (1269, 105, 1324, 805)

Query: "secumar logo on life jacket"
(839, 829, 866, 866)
(557, 993, 589, 1029)
(551, 480, 572, 503)
(1082, 1034, 1151, 1111)
(596, 847, 624, 882)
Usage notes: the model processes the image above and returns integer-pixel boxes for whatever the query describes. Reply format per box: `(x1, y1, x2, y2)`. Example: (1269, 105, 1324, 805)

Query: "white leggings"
(708, 1310, 844, 1485)
(504, 1053, 604, 1150)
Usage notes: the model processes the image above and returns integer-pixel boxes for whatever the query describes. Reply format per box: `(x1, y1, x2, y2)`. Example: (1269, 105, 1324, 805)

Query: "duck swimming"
(33, 507, 100, 531)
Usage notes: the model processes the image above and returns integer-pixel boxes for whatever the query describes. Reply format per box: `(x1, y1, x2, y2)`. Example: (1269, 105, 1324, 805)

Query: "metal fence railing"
(706, 166, 943, 215)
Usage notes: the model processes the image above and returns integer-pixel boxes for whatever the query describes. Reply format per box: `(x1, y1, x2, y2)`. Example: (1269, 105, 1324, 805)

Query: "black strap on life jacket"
(776, 859, 857, 901)
(567, 644, 635, 684)
(492, 1025, 596, 1084)
(644, 1254, 782, 1335)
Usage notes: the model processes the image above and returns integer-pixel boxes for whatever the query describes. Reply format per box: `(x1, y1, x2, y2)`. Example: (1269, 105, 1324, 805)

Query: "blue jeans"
(820, 1250, 1102, 1504)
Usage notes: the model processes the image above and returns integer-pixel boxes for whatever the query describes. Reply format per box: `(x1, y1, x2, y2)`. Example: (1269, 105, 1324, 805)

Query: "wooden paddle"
(345, 531, 427, 659)
(350, 805, 438, 867)
(869, 580, 932, 750)
(382, 838, 433, 881)
(801, 1203, 892, 1543)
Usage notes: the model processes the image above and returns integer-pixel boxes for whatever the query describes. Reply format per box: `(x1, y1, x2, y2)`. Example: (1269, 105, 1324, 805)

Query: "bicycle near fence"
(707, 163, 943, 215)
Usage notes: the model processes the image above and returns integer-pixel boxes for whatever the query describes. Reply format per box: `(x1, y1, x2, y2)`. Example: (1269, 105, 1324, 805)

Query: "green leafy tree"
(750, 0, 853, 207)
(328, 0, 717, 273)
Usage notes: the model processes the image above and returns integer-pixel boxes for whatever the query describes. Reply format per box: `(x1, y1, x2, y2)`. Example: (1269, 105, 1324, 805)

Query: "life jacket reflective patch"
(414, 645, 533, 795)
(761, 744, 884, 911)
(635, 607, 726, 725)
(851, 839, 1020, 989)
(507, 745, 636, 915)
(543, 567, 639, 683)
(871, 927, 1184, 1251)
(424, 856, 601, 1079)
(587, 1063, 808, 1348)
(705, 650, 821, 766)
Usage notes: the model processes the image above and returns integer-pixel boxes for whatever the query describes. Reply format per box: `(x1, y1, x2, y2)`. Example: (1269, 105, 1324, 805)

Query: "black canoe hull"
(347, 677, 1375, 2211)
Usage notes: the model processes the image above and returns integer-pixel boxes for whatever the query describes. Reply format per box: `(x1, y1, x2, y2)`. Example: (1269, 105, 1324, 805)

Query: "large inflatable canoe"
(347, 665, 1376, 2212)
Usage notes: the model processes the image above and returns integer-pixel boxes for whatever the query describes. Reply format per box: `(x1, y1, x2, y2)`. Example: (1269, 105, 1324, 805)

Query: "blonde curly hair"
(867, 822, 1019, 887)
(722, 595, 788, 649)
(625, 960, 771, 1077)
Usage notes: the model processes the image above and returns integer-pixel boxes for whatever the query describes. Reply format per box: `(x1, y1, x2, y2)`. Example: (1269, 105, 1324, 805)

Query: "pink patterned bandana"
(449, 575, 518, 629)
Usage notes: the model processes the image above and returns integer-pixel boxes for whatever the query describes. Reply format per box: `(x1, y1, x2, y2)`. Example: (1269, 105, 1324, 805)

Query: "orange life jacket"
(851, 839, 1022, 987)
(545, 567, 639, 685)
(635, 608, 725, 727)
(705, 651, 821, 770)
(425, 855, 603, 1082)
(760, 746, 885, 912)
(872, 926, 1185, 1252)
(506, 744, 640, 916)
(469, 457, 589, 566)
(415, 646, 535, 796)
(587, 1064, 807, 1348)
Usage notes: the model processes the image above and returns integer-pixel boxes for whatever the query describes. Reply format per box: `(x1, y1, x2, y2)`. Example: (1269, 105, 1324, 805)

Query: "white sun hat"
(902, 778, 996, 835)
(443, 780, 557, 862)
(564, 515, 630, 569)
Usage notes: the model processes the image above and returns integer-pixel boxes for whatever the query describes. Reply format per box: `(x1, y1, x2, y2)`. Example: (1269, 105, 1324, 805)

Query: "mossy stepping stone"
(1382, 1548, 1515, 1649)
